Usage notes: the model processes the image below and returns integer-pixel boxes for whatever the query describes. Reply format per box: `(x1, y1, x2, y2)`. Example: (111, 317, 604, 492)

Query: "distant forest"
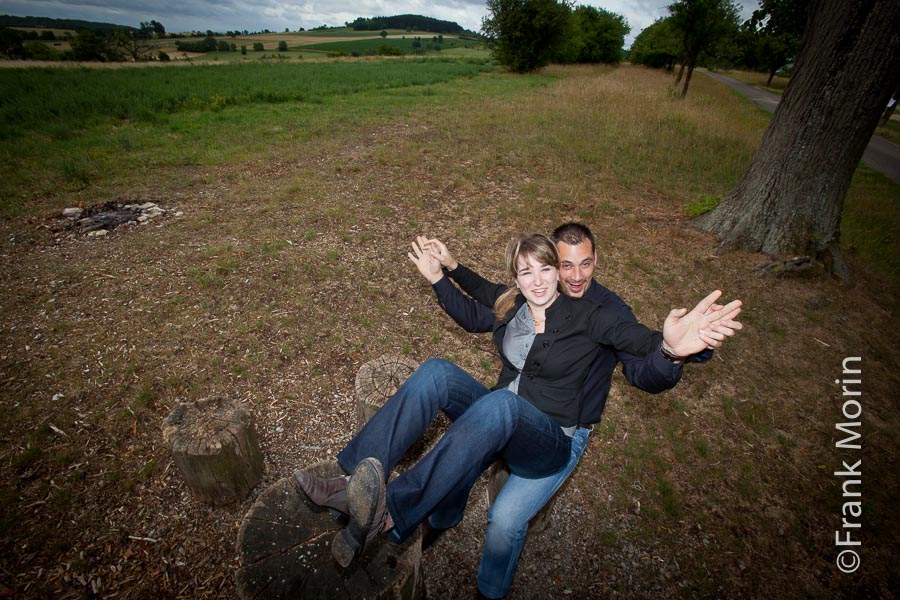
(347, 14, 465, 34)
(0, 14, 132, 32)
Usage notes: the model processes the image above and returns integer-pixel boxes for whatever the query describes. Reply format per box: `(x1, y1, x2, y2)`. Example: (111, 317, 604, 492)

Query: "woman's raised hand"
(408, 237, 443, 284)
(420, 237, 458, 271)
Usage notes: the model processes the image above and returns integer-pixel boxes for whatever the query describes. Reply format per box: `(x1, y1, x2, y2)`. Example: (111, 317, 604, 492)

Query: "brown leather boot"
(331, 458, 389, 568)
(291, 470, 350, 515)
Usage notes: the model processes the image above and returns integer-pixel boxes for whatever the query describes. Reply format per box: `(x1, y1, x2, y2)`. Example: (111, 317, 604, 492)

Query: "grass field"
(0, 59, 897, 598)
(0, 57, 497, 216)
(8, 26, 488, 62)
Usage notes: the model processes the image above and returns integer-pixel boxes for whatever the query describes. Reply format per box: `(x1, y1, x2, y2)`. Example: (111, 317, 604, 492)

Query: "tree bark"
(693, 0, 900, 276)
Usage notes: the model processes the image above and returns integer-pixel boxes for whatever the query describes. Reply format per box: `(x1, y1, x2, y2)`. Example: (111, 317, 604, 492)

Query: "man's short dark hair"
(550, 222, 596, 254)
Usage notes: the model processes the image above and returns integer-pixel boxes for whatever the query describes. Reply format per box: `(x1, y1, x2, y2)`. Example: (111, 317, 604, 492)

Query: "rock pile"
(60, 202, 181, 237)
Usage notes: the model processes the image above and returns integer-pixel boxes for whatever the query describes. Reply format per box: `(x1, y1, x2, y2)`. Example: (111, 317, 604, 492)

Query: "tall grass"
(436, 64, 767, 204)
(0, 57, 495, 140)
(0, 57, 507, 216)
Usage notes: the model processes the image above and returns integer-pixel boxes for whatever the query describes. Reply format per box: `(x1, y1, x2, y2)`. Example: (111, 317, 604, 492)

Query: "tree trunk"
(766, 66, 777, 87)
(681, 60, 696, 97)
(693, 0, 900, 278)
(674, 52, 687, 85)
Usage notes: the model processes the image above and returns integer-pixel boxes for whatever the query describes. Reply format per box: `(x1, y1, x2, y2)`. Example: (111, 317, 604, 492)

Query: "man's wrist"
(659, 341, 683, 364)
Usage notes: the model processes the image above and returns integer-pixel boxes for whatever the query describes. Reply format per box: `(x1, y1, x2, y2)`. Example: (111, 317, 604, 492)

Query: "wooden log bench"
(235, 460, 423, 599)
(354, 354, 420, 431)
(235, 356, 424, 599)
(162, 396, 264, 505)
(233, 353, 561, 599)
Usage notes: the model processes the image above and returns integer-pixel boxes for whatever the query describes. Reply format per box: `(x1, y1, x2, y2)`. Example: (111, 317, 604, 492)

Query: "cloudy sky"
(1, 0, 758, 46)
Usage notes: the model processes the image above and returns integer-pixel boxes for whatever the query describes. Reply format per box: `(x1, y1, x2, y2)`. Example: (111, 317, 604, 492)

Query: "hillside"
(347, 14, 466, 34)
(0, 14, 130, 32)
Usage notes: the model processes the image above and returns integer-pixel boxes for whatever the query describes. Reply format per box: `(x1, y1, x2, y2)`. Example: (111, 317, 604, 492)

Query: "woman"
(294, 233, 739, 581)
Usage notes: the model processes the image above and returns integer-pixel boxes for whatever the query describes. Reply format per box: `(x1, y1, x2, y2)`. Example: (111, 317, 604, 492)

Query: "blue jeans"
(337, 358, 572, 541)
(477, 427, 590, 598)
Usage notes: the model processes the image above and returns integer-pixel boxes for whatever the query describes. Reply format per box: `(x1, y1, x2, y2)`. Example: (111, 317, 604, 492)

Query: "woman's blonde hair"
(493, 233, 560, 319)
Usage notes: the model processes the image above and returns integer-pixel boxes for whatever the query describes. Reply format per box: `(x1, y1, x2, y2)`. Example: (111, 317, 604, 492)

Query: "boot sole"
(330, 458, 386, 567)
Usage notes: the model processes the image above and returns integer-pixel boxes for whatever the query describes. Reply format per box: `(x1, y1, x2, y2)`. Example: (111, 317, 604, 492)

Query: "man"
(411, 223, 717, 599)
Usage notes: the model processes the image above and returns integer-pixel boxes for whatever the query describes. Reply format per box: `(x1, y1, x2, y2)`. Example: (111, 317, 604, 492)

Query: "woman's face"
(515, 253, 559, 309)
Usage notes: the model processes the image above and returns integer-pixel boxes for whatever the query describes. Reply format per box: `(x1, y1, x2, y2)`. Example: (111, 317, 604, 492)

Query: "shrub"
(378, 44, 403, 56)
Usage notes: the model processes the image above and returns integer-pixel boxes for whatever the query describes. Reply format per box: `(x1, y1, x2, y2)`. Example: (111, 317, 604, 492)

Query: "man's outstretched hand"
(663, 290, 743, 357)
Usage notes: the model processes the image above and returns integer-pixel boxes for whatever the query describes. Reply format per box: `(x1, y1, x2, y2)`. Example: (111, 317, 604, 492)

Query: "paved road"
(700, 69, 900, 184)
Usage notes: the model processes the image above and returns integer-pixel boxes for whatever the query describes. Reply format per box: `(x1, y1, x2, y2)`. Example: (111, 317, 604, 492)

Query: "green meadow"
(0, 57, 500, 216)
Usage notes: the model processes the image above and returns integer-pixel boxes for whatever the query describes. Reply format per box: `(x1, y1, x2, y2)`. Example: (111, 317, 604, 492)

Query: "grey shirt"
(502, 303, 536, 395)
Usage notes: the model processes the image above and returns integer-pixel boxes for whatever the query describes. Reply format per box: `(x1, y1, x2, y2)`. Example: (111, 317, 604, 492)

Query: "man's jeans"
(477, 427, 590, 598)
(337, 358, 572, 541)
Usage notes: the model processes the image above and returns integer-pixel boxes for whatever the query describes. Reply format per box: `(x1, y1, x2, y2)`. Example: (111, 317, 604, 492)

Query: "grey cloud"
(0, 0, 755, 40)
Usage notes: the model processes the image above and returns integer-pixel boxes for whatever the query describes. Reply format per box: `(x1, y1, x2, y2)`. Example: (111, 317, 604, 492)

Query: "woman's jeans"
(337, 358, 572, 542)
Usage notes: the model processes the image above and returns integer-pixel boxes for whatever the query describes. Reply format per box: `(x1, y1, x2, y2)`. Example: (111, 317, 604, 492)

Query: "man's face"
(556, 241, 596, 298)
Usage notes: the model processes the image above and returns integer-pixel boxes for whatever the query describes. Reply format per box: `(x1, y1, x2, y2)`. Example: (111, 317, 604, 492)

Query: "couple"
(294, 224, 742, 598)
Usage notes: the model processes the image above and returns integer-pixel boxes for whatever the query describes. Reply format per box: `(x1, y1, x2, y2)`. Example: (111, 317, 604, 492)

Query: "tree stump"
(354, 355, 420, 431)
(161, 396, 263, 505)
(235, 460, 424, 599)
(485, 462, 557, 534)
